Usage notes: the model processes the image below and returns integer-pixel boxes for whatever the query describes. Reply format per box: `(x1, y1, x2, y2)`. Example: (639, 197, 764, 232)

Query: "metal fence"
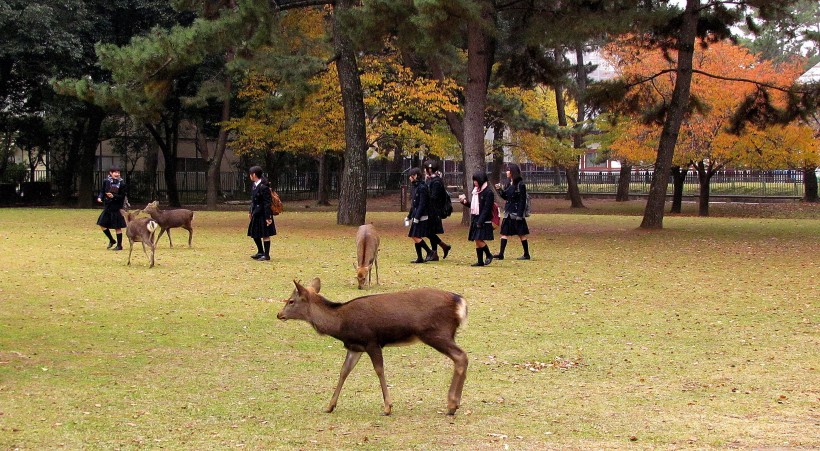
(0, 168, 810, 205)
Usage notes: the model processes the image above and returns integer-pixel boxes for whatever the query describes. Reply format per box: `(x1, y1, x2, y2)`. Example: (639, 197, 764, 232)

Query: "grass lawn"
(1, 200, 818, 449)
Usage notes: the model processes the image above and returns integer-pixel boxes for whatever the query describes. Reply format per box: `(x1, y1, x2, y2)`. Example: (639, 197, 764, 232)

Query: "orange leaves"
(604, 36, 806, 169)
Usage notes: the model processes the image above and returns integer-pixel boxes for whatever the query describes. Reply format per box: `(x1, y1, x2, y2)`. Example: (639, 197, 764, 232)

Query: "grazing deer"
(119, 209, 158, 268)
(277, 278, 468, 416)
(142, 201, 194, 248)
(354, 224, 379, 289)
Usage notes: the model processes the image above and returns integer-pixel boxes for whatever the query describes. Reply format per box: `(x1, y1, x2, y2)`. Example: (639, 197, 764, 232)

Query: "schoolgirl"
(494, 163, 531, 260)
(459, 171, 495, 266)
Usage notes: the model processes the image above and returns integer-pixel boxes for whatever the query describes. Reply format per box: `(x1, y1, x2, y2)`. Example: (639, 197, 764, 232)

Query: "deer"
(119, 209, 158, 268)
(142, 200, 194, 248)
(277, 278, 468, 416)
(354, 224, 379, 289)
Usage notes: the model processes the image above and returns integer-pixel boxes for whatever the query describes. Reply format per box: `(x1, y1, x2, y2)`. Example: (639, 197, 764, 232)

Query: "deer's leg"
(422, 337, 468, 415)
(374, 256, 379, 285)
(156, 228, 167, 246)
(366, 346, 392, 416)
(127, 242, 133, 266)
(325, 350, 362, 413)
(185, 226, 192, 247)
(166, 228, 173, 247)
(148, 243, 155, 268)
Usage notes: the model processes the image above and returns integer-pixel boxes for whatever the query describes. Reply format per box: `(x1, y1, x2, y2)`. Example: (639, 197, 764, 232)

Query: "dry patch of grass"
(0, 207, 818, 449)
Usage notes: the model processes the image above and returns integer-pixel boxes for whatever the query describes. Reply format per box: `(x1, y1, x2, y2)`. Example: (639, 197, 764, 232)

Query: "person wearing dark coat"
(406, 167, 434, 263)
(96, 166, 128, 250)
(423, 160, 451, 261)
(458, 171, 495, 266)
(494, 163, 531, 260)
(247, 166, 277, 261)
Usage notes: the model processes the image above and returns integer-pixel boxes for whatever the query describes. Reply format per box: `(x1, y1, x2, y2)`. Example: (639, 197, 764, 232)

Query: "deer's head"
(277, 278, 321, 321)
(355, 265, 371, 289)
(142, 201, 159, 214)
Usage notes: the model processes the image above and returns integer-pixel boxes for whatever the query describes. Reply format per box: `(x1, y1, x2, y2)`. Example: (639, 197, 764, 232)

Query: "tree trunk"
(669, 165, 688, 213)
(803, 167, 818, 202)
(204, 67, 232, 210)
(640, 0, 700, 229)
(491, 121, 505, 185)
(460, 2, 495, 225)
(616, 164, 632, 201)
(146, 113, 182, 208)
(334, 0, 368, 226)
(569, 46, 587, 209)
(695, 161, 711, 216)
(76, 106, 106, 208)
(317, 152, 331, 206)
(145, 142, 159, 201)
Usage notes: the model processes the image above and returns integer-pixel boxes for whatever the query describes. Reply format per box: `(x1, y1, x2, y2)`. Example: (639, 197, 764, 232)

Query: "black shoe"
(107, 241, 116, 249)
(484, 254, 493, 265)
(251, 252, 264, 259)
(257, 255, 270, 261)
(517, 255, 531, 260)
(470, 262, 484, 267)
(441, 244, 451, 260)
(492, 254, 504, 260)
(425, 251, 439, 262)
(411, 258, 426, 264)
(112, 246, 123, 251)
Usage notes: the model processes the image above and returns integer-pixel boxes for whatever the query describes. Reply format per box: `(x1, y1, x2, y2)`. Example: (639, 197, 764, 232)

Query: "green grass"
(1, 204, 818, 449)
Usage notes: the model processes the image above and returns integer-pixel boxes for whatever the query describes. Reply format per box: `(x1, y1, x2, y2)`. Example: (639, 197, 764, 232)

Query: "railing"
(0, 168, 809, 205)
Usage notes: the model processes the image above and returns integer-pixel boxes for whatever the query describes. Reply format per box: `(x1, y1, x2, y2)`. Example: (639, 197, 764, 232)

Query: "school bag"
(439, 186, 454, 219)
(269, 188, 283, 216)
(491, 202, 500, 229)
(516, 184, 532, 217)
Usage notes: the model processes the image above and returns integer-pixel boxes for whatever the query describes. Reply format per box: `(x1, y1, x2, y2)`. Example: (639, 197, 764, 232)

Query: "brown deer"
(277, 278, 468, 416)
(120, 209, 158, 268)
(354, 224, 379, 289)
(142, 201, 194, 248)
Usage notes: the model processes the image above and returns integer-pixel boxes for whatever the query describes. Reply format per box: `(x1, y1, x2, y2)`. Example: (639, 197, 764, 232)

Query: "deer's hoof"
(323, 405, 335, 413)
(382, 406, 392, 416)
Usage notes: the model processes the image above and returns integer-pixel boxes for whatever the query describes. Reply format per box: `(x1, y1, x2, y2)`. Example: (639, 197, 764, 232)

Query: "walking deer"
(120, 209, 158, 268)
(354, 224, 379, 289)
(142, 201, 194, 247)
(277, 278, 468, 416)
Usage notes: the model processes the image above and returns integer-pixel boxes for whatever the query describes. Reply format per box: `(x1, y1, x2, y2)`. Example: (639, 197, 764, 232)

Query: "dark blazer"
(250, 180, 273, 221)
(499, 182, 526, 218)
(98, 177, 127, 212)
(474, 186, 495, 225)
(408, 180, 431, 221)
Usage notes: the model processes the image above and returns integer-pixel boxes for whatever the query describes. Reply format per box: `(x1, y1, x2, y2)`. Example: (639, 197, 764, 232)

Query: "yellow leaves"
(737, 123, 820, 169)
(228, 39, 460, 159)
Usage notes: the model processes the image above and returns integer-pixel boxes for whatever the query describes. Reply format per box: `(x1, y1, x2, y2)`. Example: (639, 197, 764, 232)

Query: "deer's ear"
(309, 277, 321, 293)
(293, 279, 307, 298)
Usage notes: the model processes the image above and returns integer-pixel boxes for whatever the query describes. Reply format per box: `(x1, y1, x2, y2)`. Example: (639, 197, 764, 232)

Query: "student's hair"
(423, 160, 439, 173)
(472, 171, 488, 186)
(249, 166, 264, 178)
(507, 163, 522, 184)
(409, 167, 423, 179)
(109, 165, 121, 173)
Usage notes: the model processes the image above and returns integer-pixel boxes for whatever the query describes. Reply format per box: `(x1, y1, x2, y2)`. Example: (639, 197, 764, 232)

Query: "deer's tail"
(147, 220, 158, 243)
(453, 294, 468, 329)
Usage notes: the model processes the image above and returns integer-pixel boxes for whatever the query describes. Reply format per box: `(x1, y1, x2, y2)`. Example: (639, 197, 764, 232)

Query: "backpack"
(439, 185, 454, 219)
(269, 188, 283, 216)
(429, 178, 453, 219)
(491, 202, 500, 229)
